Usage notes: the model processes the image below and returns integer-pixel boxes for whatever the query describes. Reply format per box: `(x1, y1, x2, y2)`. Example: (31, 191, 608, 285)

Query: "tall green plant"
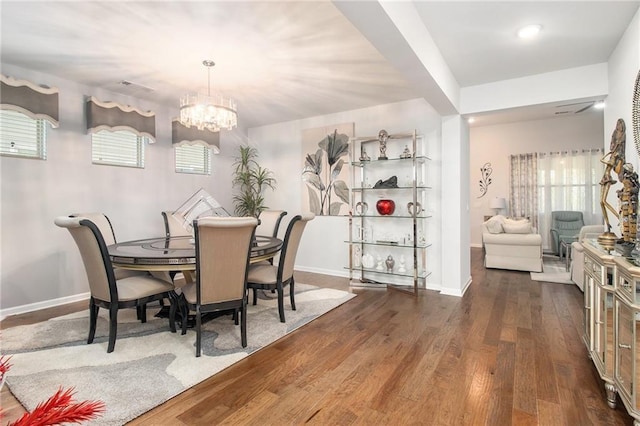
(232, 145, 276, 217)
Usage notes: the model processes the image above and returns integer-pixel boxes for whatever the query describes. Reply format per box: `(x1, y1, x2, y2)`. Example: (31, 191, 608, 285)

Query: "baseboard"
(439, 276, 472, 297)
(295, 265, 350, 278)
(0, 292, 90, 321)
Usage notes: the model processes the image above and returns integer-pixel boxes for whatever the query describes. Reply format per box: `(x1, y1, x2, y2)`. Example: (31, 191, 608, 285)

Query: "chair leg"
(139, 304, 147, 323)
(290, 277, 296, 311)
(107, 305, 118, 353)
(277, 282, 285, 323)
(234, 308, 239, 325)
(181, 296, 189, 336)
(168, 292, 178, 333)
(241, 302, 247, 348)
(252, 287, 258, 305)
(88, 297, 98, 344)
(195, 307, 202, 357)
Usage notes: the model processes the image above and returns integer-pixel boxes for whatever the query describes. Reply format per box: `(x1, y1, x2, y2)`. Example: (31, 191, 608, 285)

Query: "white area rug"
(530, 255, 574, 284)
(3, 284, 355, 425)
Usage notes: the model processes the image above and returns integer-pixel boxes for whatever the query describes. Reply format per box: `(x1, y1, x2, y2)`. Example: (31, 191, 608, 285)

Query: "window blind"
(92, 130, 145, 168)
(175, 144, 211, 175)
(0, 110, 46, 159)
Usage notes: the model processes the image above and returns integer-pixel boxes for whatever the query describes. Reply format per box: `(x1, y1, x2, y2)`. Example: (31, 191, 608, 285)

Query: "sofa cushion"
(503, 220, 533, 234)
(483, 232, 542, 246)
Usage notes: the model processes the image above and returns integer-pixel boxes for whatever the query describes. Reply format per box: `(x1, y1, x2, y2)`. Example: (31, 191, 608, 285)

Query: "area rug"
(530, 255, 574, 284)
(2, 284, 355, 425)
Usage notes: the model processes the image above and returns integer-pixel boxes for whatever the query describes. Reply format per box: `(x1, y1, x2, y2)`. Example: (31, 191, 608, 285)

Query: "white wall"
(468, 114, 604, 247)
(606, 8, 640, 171)
(248, 98, 444, 290)
(0, 64, 247, 314)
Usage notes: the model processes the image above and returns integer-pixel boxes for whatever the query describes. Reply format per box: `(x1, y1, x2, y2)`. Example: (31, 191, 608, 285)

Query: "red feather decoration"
(9, 387, 105, 426)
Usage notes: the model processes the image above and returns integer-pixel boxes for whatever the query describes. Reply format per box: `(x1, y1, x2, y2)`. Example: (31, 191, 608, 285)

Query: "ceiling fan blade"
(575, 103, 594, 113)
(556, 101, 593, 108)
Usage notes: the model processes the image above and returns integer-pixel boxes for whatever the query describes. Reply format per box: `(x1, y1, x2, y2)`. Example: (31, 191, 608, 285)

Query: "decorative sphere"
(378, 129, 388, 142)
(376, 199, 395, 215)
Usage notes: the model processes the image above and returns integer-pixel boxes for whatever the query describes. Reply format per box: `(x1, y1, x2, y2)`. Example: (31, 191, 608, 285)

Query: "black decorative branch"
(477, 162, 493, 198)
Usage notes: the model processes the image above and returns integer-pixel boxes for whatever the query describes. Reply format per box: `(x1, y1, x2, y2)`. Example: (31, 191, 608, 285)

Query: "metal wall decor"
(477, 162, 493, 198)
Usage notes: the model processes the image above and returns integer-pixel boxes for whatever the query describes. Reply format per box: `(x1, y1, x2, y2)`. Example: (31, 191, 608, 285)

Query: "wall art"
(301, 123, 354, 215)
(477, 162, 493, 198)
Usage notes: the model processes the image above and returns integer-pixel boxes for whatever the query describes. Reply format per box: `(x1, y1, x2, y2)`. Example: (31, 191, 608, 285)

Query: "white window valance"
(0, 75, 59, 128)
(86, 97, 155, 141)
(172, 119, 220, 153)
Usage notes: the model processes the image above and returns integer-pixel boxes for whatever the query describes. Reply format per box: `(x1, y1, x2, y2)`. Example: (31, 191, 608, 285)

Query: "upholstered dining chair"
(256, 210, 287, 238)
(55, 215, 175, 353)
(71, 212, 147, 281)
(161, 211, 192, 238)
(256, 210, 287, 266)
(247, 213, 315, 323)
(170, 216, 258, 357)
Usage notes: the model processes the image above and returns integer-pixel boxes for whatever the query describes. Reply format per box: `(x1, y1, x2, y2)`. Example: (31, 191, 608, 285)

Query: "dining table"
(108, 234, 282, 273)
(107, 234, 283, 329)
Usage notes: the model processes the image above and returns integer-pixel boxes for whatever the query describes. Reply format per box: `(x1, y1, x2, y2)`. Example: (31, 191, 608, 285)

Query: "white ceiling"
(1, 1, 639, 129)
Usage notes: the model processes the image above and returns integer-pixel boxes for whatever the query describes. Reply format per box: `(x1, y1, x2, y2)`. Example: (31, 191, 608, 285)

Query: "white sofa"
(482, 215, 543, 272)
(570, 224, 605, 291)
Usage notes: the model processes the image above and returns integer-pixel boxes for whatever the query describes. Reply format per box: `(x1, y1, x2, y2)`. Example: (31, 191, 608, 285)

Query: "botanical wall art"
(477, 162, 493, 198)
(301, 123, 354, 215)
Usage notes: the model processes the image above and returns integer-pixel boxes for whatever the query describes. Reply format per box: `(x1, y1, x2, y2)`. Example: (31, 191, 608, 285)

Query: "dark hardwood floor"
(1, 249, 634, 425)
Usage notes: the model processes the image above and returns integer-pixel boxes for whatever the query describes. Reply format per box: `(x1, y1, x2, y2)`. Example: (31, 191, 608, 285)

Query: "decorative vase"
(376, 199, 395, 215)
(385, 255, 395, 272)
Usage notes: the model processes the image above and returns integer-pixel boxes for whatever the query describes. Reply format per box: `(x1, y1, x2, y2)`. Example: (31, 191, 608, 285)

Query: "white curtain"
(536, 149, 604, 251)
(509, 153, 538, 229)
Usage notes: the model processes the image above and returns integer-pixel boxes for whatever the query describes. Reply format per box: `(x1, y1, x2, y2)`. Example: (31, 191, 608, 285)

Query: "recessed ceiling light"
(518, 24, 542, 39)
(468, 117, 475, 124)
(594, 101, 605, 109)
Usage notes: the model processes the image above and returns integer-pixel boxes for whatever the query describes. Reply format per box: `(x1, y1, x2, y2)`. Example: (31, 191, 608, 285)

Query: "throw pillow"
(484, 215, 505, 234)
(503, 221, 532, 234)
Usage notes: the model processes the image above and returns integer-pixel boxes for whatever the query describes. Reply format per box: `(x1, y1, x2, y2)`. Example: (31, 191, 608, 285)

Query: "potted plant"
(232, 145, 276, 218)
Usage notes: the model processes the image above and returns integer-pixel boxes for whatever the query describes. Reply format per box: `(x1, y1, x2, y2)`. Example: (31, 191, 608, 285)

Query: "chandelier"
(179, 60, 238, 132)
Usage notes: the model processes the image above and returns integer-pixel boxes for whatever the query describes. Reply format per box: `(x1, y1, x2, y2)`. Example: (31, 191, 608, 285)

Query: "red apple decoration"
(376, 199, 395, 215)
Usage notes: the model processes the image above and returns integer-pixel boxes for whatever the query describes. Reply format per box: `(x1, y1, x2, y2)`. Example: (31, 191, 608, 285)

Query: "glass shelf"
(344, 266, 432, 280)
(352, 186, 431, 191)
(352, 214, 432, 219)
(351, 155, 431, 167)
(346, 240, 431, 249)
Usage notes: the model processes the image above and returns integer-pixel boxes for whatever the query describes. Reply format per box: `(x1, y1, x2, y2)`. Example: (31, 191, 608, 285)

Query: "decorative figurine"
(599, 118, 626, 249)
(376, 255, 384, 271)
(373, 176, 399, 189)
(378, 129, 389, 160)
(398, 255, 407, 273)
(353, 246, 361, 267)
(359, 148, 371, 162)
(385, 255, 395, 272)
(617, 162, 638, 256)
(400, 145, 412, 159)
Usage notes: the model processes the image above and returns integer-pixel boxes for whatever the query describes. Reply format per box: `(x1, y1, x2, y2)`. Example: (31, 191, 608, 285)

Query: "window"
(0, 110, 47, 159)
(175, 144, 211, 175)
(92, 130, 145, 168)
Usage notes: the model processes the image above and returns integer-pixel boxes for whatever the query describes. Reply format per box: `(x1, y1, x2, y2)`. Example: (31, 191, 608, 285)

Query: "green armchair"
(550, 211, 584, 256)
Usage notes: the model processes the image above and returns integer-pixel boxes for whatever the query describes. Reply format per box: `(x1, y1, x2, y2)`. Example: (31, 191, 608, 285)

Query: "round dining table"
(108, 235, 282, 272)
